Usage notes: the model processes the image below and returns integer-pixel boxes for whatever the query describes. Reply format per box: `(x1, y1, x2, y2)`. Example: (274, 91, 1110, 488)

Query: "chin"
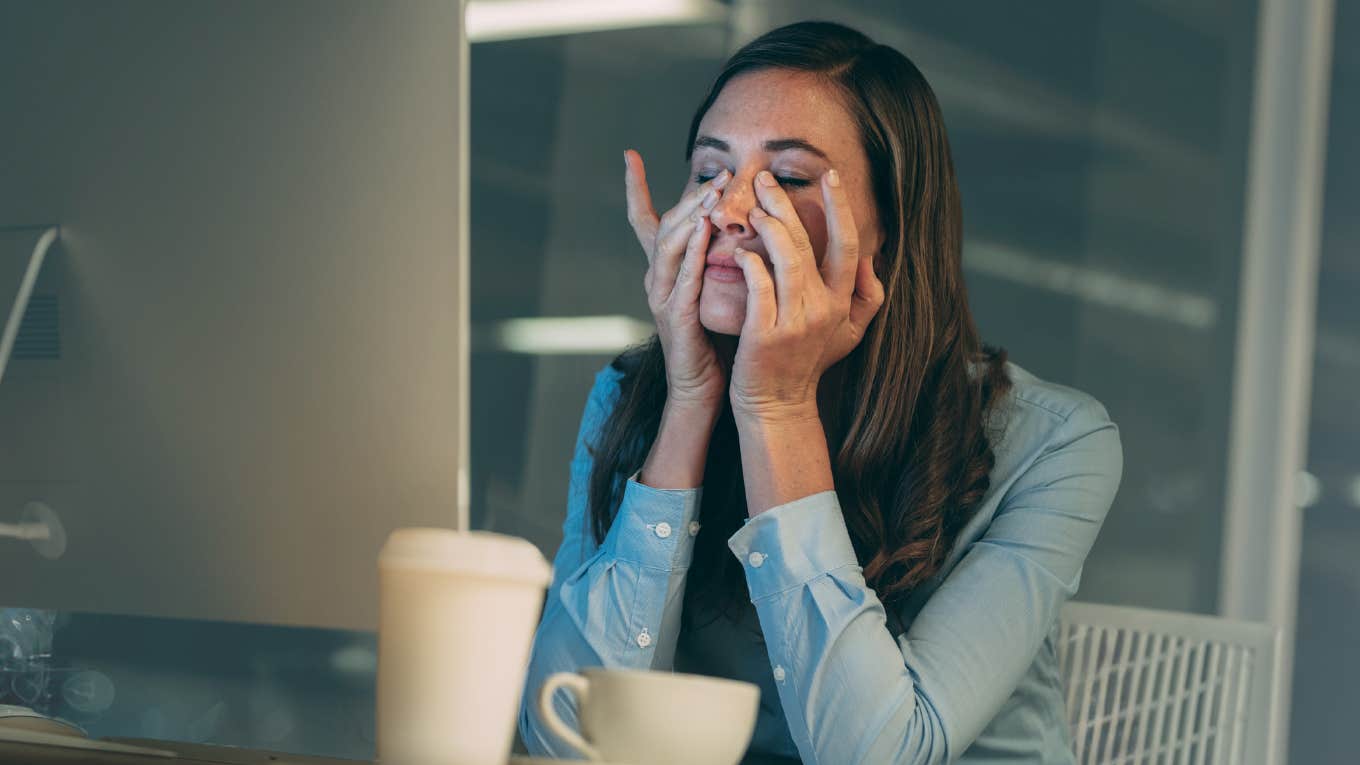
(699, 291, 745, 336)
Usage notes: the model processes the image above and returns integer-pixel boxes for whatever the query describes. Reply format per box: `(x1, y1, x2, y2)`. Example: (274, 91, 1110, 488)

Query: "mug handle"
(538, 672, 603, 761)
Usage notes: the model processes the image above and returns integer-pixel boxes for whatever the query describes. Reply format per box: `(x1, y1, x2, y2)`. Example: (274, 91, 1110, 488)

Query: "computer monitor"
(0, 0, 468, 631)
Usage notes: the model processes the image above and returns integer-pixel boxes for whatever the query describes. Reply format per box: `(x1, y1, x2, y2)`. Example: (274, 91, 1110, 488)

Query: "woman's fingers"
(670, 214, 712, 306)
(751, 171, 818, 285)
(734, 248, 777, 333)
(848, 249, 885, 331)
(819, 168, 860, 299)
(747, 205, 806, 324)
(648, 170, 729, 302)
(624, 150, 662, 258)
(654, 169, 729, 259)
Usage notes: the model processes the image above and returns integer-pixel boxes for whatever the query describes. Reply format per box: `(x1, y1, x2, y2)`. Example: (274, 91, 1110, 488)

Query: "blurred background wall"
(1294, 0, 1359, 758)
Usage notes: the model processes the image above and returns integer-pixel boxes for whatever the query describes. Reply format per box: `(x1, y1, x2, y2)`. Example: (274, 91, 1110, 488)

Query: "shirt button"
(654, 522, 672, 539)
(773, 665, 786, 682)
(688, 521, 701, 536)
(748, 552, 765, 568)
(636, 629, 652, 648)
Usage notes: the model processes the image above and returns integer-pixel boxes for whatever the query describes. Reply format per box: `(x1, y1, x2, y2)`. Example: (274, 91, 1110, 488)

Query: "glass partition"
(469, 0, 1262, 618)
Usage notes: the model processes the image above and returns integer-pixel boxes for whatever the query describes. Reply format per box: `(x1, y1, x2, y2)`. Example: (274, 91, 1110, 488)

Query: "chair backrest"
(1057, 601, 1280, 765)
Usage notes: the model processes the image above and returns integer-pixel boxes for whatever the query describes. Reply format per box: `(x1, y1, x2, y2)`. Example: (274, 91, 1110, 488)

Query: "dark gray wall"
(0, 0, 465, 630)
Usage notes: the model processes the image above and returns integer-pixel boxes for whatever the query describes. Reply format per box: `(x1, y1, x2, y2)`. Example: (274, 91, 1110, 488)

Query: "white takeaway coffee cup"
(538, 667, 760, 765)
(378, 528, 552, 765)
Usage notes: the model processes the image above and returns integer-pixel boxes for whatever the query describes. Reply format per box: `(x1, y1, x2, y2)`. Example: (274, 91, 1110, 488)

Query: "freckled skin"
(688, 69, 885, 335)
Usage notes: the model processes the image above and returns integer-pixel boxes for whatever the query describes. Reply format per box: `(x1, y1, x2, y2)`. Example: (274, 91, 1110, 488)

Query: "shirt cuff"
(601, 471, 704, 570)
(726, 490, 860, 601)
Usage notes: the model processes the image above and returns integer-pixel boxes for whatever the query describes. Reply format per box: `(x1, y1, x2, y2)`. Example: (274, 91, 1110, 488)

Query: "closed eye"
(694, 173, 811, 189)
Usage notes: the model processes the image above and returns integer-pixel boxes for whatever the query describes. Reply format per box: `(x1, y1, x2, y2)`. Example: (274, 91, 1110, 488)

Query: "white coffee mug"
(538, 667, 760, 765)
(378, 528, 552, 765)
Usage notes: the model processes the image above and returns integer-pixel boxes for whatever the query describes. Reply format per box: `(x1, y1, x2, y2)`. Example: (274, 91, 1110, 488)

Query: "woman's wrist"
(731, 397, 821, 428)
(637, 397, 721, 490)
(734, 406, 834, 516)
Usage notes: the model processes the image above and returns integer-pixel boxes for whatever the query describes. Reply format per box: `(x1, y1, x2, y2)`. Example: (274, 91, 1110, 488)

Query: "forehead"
(696, 69, 860, 156)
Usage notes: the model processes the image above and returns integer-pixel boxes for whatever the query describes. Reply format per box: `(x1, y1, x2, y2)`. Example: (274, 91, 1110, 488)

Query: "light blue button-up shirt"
(520, 361, 1123, 764)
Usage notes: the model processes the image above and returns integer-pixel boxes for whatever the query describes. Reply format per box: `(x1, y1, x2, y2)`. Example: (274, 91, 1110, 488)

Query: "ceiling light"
(478, 315, 654, 355)
(466, 0, 728, 43)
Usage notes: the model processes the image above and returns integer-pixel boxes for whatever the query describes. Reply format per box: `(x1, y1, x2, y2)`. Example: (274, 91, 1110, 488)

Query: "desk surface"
(0, 732, 588, 765)
(1, 610, 378, 760)
(0, 730, 363, 764)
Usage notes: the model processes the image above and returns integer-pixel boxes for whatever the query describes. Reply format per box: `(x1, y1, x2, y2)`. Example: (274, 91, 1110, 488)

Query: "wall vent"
(13, 293, 60, 360)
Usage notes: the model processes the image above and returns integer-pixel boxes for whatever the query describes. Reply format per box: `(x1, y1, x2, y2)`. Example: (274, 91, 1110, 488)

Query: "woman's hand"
(625, 149, 730, 409)
(729, 168, 886, 423)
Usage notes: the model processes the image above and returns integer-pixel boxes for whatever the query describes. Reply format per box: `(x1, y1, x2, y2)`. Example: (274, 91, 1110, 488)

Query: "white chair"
(1057, 601, 1281, 765)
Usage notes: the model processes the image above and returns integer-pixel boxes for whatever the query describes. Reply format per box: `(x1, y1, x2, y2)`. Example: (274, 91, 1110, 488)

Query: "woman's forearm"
(734, 405, 835, 516)
(638, 399, 721, 489)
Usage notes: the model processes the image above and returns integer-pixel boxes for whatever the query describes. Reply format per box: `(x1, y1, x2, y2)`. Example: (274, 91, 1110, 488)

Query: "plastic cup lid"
(380, 527, 552, 587)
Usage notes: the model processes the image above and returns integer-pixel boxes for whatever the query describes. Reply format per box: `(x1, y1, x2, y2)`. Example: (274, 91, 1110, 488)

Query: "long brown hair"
(588, 21, 1011, 626)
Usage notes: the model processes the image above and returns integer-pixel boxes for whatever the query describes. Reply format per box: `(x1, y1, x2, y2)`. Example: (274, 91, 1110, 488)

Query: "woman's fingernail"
(696, 215, 708, 231)
(757, 170, 777, 187)
(827, 168, 841, 187)
(702, 189, 719, 209)
(750, 206, 768, 219)
(713, 169, 731, 188)
(624, 150, 631, 169)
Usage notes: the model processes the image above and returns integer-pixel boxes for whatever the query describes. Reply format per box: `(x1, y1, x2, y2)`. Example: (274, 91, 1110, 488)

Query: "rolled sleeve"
(726, 490, 859, 601)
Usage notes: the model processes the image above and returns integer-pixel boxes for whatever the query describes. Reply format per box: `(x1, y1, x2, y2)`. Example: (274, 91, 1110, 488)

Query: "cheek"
(859, 220, 882, 260)
(853, 193, 883, 257)
(795, 200, 830, 264)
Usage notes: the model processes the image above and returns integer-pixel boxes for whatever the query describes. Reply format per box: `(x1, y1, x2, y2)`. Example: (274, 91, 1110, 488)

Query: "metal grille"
(1056, 603, 1276, 765)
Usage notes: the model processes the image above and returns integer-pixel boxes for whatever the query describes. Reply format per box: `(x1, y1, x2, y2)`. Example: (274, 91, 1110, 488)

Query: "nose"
(709, 175, 760, 242)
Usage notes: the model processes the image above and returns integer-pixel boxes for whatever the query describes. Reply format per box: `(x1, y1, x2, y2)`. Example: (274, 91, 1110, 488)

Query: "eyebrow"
(692, 135, 829, 160)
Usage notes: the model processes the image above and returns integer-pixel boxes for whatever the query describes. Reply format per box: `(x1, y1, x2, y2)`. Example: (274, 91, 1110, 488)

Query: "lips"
(704, 250, 751, 284)
(705, 249, 770, 268)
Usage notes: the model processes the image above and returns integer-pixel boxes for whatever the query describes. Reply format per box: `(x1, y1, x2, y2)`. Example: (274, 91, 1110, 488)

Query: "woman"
(520, 20, 1122, 764)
